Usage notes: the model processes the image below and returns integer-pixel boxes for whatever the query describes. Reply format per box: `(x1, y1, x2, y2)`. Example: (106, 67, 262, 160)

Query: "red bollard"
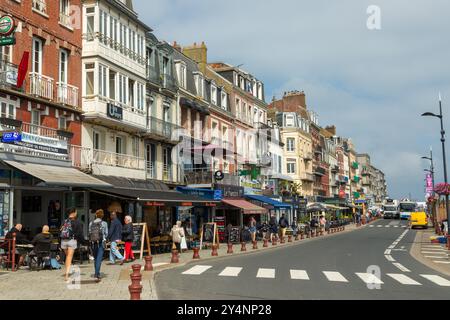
(144, 256, 153, 271)
(288, 235, 293, 243)
(306, 231, 311, 239)
(263, 239, 269, 247)
(129, 264, 143, 300)
(211, 244, 219, 256)
(227, 243, 234, 254)
(301, 233, 305, 240)
(252, 241, 258, 250)
(171, 250, 179, 263)
(241, 242, 247, 252)
(272, 237, 278, 246)
(311, 230, 315, 238)
(193, 247, 201, 260)
(280, 236, 286, 244)
(295, 234, 300, 241)
(11, 233, 16, 272)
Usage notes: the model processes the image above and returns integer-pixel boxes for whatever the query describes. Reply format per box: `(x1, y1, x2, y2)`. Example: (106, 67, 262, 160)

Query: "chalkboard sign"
(228, 226, 241, 244)
(132, 223, 151, 260)
(200, 223, 218, 249)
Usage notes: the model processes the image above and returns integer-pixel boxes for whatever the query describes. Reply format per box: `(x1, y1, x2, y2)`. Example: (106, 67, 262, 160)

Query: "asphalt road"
(155, 220, 450, 300)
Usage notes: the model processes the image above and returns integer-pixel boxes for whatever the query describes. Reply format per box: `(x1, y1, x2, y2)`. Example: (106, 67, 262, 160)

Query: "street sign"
(0, 15, 16, 37)
(0, 36, 16, 47)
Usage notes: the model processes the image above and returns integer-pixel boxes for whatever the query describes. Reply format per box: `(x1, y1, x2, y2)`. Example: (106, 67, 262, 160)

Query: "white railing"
(70, 146, 93, 169)
(29, 72, 54, 100)
(21, 122, 61, 139)
(32, 0, 47, 14)
(57, 82, 79, 107)
(146, 161, 155, 179)
(93, 149, 145, 169)
(162, 164, 172, 182)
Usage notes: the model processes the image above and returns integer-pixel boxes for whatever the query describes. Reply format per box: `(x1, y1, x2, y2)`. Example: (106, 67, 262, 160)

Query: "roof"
(221, 199, 268, 215)
(3, 160, 111, 188)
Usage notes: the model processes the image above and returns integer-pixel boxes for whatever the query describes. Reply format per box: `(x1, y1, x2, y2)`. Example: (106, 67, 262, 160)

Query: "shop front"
(245, 194, 293, 224)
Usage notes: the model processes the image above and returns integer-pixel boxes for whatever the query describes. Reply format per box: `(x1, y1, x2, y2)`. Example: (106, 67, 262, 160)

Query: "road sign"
(0, 15, 16, 37)
(0, 36, 15, 47)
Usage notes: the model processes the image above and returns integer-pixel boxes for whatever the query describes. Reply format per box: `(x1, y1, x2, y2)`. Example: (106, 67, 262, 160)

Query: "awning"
(322, 204, 342, 210)
(3, 160, 112, 188)
(245, 194, 292, 209)
(307, 202, 328, 213)
(221, 199, 268, 215)
(270, 173, 295, 182)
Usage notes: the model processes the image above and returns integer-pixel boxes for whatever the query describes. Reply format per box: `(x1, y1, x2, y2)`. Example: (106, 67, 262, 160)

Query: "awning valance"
(245, 194, 292, 209)
(3, 160, 112, 188)
(221, 199, 268, 215)
(270, 173, 295, 182)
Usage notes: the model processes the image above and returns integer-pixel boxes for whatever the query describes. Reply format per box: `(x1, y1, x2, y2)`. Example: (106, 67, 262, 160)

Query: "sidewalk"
(410, 228, 450, 277)
(0, 222, 367, 300)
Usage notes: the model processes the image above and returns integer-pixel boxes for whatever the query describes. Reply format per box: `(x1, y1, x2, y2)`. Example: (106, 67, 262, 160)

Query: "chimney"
(325, 125, 336, 136)
(182, 41, 208, 72)
(172, 41, 181, 51)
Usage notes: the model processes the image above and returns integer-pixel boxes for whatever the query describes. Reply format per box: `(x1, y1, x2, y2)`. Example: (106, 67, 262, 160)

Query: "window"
(223, 161, 229, 174)
(0, 101, 15, 119)
(0, 45, 12, 63)
(137, 83, 144, 111)
(110, 16, 117, 49)
(211, 86, 217, 105)
(115, 136, 124, 154)
(120, 23, 126, 53)
(175, 62, 186, 89)
(221, 92, 227, 110)
(285, 115, 295, 127)
(93, 131, 101, 150)
(86, 13, 95, 41)
(118, 74, 127, 104)
(32, 0, 47, 15)
(286, 138, 295, 152)
(58, 116, 67, 130)
(59, 0, 70, 26)
(32, 38, 43, 74)
(194, 73, 204, 98)
(98, 64, 107, 97)
(132, 137, 140, 158)
(31, 110, 40, 134)
(109, 70, 116, 100)
(287, 162, 296, 174)
(85, 63, 95, 96)
(59, 49, 68, 84)
(99, 10, 108, 45)
(128, 79, 135, 107)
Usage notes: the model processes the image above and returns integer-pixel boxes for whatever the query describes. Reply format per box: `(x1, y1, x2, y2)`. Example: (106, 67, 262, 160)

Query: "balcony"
(162, 73, 177, 93)
(146, 116, 181, 144)
(29, 72, 54, 101)
(57, 82, 79, 108)
(304, 152, 313, 161)
(300, 173, 314, 182)
(146, 65, 161, 86)
(314, 166, 326, 176)
(71, 146, 145, 171)
(331, 165, 339, 173)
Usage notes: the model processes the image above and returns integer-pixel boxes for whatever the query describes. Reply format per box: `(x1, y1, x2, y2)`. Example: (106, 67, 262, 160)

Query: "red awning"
(221, 199, 268, 215)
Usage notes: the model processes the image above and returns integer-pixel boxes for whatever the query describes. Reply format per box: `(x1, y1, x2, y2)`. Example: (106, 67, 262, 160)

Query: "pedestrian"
(170, 221, 185, 253)
(319, 215, 326, 233)
(278, 214, 289, 239)
(107, 211, 125, 266)
(269, 215, 278, 242)
(249, 216, 257, 242)
(122, 215, 135, 263)
(60, 208, 84, 283)
(89, 209, 108, 282)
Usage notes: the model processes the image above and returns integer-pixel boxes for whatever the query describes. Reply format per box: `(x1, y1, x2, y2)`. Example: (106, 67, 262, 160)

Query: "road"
(154, 220, 450, 300)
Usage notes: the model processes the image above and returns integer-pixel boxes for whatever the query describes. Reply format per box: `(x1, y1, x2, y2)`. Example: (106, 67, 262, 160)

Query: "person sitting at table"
(31, 225, 53, 253)
(5, 224, 31, 268)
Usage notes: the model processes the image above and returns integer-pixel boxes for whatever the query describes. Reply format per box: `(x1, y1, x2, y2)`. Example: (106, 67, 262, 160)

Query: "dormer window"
(221, 92, 227, 110)
(175, 60, 186, 89)
(194, 72, 204, 98)
(211, 85, 217, 105)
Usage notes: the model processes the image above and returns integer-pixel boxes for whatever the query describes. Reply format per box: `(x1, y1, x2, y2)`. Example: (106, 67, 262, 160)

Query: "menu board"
(213, 216, 225, 242)
(228, 226, 241, 244)
(131, 223, 151, 259)
(200, 223, 218, 248)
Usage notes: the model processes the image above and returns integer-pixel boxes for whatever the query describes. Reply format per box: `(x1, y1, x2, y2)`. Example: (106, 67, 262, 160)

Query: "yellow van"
(410, 212, 428, 229)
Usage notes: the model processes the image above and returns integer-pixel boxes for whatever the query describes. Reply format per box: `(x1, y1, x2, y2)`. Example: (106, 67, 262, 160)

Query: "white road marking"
(434, 261, 450, 264)
(420, 275, 450, 286)
(384, 249, 392, 255)
(182, 265, 212, 275)
(421, 251, 448, 255)
(394, 226, 399, 228)
(152, 263, 169, 268)
(369, 225, 375, 228)
(385, 225, 390, 228)
(385, 255, 396, 262)
(323, 271, 348, 282)
(356, 273, 384, 285)
(256, 268, 276, 279)
(425, 256, 450, 259)
(392, 263, 411, 272)
(290, 270, 310, 280)
(377, 225, 383, 228)
(388, 245, 396, 249)
(219, 267, 243, 277)
(387, 274, 422, 286)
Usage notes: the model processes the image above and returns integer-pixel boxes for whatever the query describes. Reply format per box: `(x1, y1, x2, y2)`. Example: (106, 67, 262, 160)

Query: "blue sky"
(134, 0, 450, 200)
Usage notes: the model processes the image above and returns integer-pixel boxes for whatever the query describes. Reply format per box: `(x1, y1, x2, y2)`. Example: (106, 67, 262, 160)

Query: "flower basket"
(435, 183, 450, 196)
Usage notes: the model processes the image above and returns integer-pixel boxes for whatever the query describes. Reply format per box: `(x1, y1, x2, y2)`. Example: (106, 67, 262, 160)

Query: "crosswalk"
(180, 265, 450, 288)
(369, 225, 407, 228)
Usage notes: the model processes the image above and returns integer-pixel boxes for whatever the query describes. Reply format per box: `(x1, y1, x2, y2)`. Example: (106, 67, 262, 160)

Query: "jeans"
(109, 241, 124, 263)
(91, 241, 105, 278)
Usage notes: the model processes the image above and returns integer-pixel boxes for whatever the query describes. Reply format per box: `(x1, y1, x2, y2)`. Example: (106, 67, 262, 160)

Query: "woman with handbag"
(170, 221, 185, 253)
(122, 216, 135, 263)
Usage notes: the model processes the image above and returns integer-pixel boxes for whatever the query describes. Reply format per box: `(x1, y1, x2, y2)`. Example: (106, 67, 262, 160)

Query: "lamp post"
(422, 94, 450, 247)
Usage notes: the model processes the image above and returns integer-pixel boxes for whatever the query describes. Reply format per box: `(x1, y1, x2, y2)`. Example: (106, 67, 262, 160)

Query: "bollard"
(129, 264, 143, 300)
(171, 250, 179, 263)
(327, 229, 331, 235)
(241, 242, 247, 252)
(211, 244, 219, 256)
(301, 233, 305, 240)
(263, 239, 269, 247)
(311, 230, 315, 238)
(306, 231, 311, 239)
(288, 235, 293, 243)
(227, 243, 234, 254)
(144, 256, 153, 271)
(193, 247, 201, 260)
(272, 237, 278, 246)
(295, 234, 300, 241)
(252, 241, 258, 250)
(280, 236, 285, 244)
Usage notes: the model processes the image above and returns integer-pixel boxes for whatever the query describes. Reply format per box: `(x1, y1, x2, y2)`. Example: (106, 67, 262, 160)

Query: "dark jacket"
(5, 227, 30, 244)
(108, 218, 123, 242)
(32, 232, 53, 253)
(269, 217, 278, 233)
(70, 219, 85, 243)
(279, 217, 289, 228)
(122, 223, 134, 242)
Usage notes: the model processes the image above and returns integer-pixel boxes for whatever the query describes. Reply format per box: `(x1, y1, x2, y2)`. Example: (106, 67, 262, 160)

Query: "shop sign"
(1, 131, 21, 143)
(144, 202, 165, 207)
(214, 184, 244, 198)
(0, 15, 16, 37)
(107, 103, 123, 121)
(181, 202, 193, 206)
(18, 132, 68, 155)
(177, 187, 223, 201)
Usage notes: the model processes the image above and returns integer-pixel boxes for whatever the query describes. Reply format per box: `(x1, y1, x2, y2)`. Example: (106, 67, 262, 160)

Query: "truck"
(398, 199, 417, 220)
(382, 199, 399, 219)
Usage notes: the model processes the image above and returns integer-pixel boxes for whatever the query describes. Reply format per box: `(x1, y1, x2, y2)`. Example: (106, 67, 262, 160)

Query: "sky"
(134, 0, 450, 200)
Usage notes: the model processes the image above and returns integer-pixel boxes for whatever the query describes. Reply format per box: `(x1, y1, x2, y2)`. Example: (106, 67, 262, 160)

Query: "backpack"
(280, 218, 288, 228)
(89, 221, 103, 243)
(60, 219, 74, 240)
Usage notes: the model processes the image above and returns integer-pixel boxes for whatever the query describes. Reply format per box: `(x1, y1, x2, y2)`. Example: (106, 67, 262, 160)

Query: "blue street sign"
(2, 131, 21, 143)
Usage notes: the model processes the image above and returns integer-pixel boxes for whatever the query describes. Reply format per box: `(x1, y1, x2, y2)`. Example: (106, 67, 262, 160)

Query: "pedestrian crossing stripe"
(387, 274, 421, 285)
(219, 267, 243, 277)
(182, 265, 212, 275)
(355, 273, 384, 285)
(323, 271, 348, 282)
(420, 275, 450, 287)
(256, 268, 276, 279)
(392, 263, 411, 273)
(290, 270, 309, 280)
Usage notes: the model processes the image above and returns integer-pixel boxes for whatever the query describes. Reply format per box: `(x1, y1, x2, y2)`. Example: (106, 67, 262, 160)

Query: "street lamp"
(422, 94, 449, 246)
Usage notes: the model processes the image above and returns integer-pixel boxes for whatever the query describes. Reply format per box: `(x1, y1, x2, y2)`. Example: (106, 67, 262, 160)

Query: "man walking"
(107, 212, 125, 265)
(278, 214, 289, 240)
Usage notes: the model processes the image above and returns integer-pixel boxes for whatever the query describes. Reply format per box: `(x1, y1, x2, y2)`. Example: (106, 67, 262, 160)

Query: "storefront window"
(0, 190, 11, 237)
(0, 169, 11, 185)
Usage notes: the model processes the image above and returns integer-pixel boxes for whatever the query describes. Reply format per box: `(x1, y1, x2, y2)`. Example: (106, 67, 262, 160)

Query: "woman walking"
(60, 208, 84, 283)
(88, 209, 108, 283)
(170, 221, 185, 253)
(122, 216, 135, 262)
(249, 216, 257, 242)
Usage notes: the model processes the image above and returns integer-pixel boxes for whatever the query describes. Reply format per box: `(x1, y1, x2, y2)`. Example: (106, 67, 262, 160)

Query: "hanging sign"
(0, 15, 16, 37)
